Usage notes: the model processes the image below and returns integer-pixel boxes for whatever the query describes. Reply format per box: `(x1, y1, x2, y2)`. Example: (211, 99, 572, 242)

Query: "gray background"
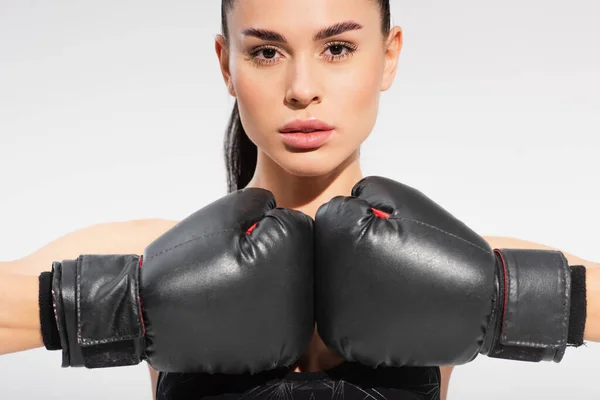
(0, 0, 599, 398)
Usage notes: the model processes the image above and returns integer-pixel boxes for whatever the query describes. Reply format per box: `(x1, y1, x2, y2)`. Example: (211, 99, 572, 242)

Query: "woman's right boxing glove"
(40, 188, 314, 374)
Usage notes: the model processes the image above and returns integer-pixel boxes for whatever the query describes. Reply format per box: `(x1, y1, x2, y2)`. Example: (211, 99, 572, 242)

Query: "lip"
(278, 118, 335, 134)
(278, 118, 335, 150)
(279, 129, 334, 150)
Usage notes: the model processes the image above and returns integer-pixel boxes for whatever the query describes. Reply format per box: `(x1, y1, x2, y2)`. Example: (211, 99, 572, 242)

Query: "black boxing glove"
(40, 188, 314, 374)
(315, 176, 586, 367)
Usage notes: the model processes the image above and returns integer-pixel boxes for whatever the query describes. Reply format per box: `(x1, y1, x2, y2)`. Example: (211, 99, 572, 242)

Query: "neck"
(245, 151, 363, 219)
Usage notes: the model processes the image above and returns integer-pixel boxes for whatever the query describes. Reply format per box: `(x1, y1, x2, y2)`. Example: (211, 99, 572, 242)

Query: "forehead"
(227, 0, 381, 36)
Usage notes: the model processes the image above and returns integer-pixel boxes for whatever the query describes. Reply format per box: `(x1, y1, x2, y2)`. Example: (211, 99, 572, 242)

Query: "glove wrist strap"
(51, 255, 146, 368)
(483, 249, 577, 362)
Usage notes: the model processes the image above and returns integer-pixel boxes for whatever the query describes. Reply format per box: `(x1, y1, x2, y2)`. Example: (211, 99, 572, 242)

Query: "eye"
(249, 41, 358, 67)
(322, 42, 358, 62)
(249, 46, 281, 66)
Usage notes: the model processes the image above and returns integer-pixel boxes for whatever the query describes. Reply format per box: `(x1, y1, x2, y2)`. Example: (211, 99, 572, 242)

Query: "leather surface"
(315, 176, 572, 367)
(55, 188, 315, 374)
(140, 188, 315, 373)
(488, 248, 570, 362)
(315, 176, 498, 367)
(496, 249, 569, 348)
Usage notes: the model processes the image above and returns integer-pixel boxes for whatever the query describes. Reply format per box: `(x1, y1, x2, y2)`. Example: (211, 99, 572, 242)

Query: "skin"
(1, 1, 599, 399)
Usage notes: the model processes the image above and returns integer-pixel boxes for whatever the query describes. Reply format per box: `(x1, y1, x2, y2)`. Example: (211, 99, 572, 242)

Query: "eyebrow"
(241, 20, 364, 43)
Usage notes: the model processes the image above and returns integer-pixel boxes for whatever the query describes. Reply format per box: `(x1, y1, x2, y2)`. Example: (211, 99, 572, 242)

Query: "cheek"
(231, 66, 282, 147)
(339, 55, 383, 100)
(234, 72, 285, 149)
(332, 56, 384, 141)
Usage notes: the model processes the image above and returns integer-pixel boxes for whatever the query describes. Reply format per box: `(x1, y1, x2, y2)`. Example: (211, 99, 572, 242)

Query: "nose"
(285, 56, 322, 108)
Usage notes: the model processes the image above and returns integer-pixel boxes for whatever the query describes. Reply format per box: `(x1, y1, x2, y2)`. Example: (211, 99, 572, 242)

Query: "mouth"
(278, 118, 335, 150)
(278, 118, 335, 134)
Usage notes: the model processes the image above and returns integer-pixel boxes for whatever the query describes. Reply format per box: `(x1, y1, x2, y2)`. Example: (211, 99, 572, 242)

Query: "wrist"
(0, 272, 41, 331)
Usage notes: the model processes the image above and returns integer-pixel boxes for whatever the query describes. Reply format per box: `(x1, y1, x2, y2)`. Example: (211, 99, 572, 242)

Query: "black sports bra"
(156, 362, 441, 399)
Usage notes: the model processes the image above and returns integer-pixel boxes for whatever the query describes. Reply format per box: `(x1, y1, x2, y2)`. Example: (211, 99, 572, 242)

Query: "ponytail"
(223, 101, 257, 192)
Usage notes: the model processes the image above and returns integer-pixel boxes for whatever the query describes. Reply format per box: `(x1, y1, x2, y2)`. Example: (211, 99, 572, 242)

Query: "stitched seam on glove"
(144, 228, 237, 262)
(387, 217, 491, 255)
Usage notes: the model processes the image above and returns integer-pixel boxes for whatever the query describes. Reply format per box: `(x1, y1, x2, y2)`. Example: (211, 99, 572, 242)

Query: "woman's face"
(216, 0, 402, 177)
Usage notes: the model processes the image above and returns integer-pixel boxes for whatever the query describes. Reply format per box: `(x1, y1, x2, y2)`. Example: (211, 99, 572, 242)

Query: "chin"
(274, 149, 354, 178)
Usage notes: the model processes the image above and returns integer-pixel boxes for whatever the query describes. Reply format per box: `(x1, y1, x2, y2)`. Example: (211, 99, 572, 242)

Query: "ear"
(215, 34, 236, 97)
(380, 26, 403, 92)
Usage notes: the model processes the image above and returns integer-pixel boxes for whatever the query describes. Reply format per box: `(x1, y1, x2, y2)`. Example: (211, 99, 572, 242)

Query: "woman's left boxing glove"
(39, 188, 314, 374)
(314, 176, 586, 367)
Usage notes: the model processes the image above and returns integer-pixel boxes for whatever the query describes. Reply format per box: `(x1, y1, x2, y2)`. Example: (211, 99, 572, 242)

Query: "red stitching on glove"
(138, 256, 146, 336)
(371, 208, 390, 219)
(246, 222, 258, 235)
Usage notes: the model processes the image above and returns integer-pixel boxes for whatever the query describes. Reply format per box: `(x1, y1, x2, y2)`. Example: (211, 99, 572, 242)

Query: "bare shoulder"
(63, 217, 180, 252)
(108, 218, 180, 248)
(70, 218, 178, 244)
(124, 218, 179, 234)
(7, 218, 179, 275)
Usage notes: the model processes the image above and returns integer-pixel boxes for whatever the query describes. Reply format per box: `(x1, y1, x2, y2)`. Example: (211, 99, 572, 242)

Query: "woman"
(1, 0, 599, 399)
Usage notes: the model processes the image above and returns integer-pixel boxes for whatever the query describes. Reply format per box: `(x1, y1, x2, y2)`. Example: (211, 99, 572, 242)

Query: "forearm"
(584, 267, 600, 342)
(0, 272, 43, 354)
(0, 328, 43, 355)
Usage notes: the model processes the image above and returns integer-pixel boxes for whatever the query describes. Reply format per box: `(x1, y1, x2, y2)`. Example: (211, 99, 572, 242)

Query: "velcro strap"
(56, 254, 146, 368)
(491, 249, 570, 362)
(78, 254, 145, 368)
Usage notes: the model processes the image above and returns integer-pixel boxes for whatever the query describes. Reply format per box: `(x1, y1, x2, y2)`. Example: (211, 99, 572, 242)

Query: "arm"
(0, 328, 43, 354)
(0, 273, 42, 339)
(1, 219, 177, 275)
(482, 236, 600, 342)
(0, 219, 179, 351)
(0, 219, 177, 399)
